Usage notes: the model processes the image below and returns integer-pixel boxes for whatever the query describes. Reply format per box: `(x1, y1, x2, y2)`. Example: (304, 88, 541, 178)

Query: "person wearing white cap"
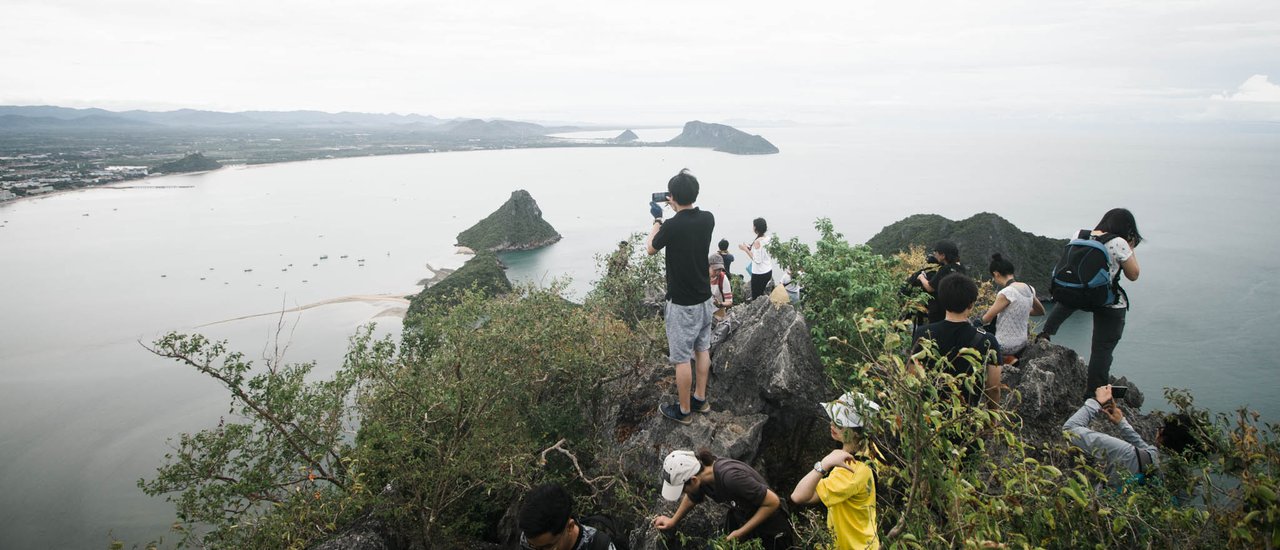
(653, 449, 793, 549)
(790, 392, 881, 550)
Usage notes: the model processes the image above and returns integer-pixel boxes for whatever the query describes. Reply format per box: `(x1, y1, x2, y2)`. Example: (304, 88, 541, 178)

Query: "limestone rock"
(455, 190, 562, 252)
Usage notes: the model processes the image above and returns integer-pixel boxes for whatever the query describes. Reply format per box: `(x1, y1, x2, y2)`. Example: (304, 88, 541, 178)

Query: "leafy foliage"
(782, 218, 1279, 549)
(141, 284, 653, 548)
(405, 250, 512, 316)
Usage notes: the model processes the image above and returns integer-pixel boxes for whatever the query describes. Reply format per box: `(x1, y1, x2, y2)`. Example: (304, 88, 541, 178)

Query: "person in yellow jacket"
(790, 391, 880, 550)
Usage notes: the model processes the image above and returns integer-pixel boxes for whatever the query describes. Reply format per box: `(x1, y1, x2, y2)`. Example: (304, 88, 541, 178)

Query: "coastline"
(0, 168, 223, 207)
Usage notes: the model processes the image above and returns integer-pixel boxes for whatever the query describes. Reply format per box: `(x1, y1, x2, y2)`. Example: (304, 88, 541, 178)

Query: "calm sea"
(1, 125, 1276, 548)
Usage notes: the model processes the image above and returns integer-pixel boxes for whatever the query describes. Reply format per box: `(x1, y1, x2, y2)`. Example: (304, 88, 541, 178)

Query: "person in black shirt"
(647, 169, 716, 424)
(916, 240, 966, 324)
(716, 238, 735, 275)
(654, 449, 793, 550)
(911, 273, 1002, 407)
(519, 484, 617, 550)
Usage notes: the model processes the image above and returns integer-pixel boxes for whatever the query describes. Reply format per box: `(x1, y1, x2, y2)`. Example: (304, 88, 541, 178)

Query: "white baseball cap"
(822, 392, 880, 429)
(660, 450, 701, 501)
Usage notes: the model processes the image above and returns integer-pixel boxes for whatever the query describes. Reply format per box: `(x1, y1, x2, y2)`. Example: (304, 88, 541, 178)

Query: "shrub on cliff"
(141, 285, 651, 549)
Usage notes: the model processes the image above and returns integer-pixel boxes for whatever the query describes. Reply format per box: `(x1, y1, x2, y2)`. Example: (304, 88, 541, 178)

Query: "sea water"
(0, 124, 1276, 547)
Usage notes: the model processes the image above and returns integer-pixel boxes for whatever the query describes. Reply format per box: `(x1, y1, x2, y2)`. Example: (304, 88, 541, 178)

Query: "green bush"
(141, 284, 653, 549)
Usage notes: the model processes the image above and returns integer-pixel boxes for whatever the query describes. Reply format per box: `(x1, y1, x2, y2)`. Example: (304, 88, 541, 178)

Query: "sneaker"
(660, 403, 692, 425)
(690, 395, 710, 413)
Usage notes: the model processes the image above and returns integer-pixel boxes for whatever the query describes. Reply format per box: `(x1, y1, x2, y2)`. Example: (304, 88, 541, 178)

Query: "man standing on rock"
(648, 169, 715, 424)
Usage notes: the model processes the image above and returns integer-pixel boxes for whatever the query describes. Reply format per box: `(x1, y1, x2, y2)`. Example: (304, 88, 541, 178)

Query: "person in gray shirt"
(1063, 384, 1198, 487)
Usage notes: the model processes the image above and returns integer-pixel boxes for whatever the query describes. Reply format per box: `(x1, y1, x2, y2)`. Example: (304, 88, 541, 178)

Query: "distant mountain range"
(0, 105, 447, 129)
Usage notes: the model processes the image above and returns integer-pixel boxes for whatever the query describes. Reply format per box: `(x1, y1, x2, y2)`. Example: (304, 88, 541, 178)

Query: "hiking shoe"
(690, 395, 711, 413)
(660, 403, 692, 425)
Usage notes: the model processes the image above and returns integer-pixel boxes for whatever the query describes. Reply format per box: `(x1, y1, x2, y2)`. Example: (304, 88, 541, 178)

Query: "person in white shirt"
(739, 217, 774, 300)
(980, 253, 1045, 357)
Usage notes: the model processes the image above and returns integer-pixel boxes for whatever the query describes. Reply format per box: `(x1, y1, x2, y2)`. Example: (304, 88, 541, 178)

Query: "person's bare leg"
(693, 350, 711, 401)
(675, 361, 692, 413)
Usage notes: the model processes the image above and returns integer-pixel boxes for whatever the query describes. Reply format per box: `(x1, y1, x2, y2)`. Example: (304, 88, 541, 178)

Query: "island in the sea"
(664, 120, 780, 155)
(455, 190, 562, 252)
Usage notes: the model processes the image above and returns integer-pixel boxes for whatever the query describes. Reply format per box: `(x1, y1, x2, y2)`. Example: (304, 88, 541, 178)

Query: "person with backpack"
(979, 253, 1045, 358)
(519, 483, 618, 550)
(1063, 385, 1199, 489)
(654, 449, 794, 550)
(915, 240, 965, 324)
(1044, 208, 1142, 396)
(790, 392, 881, 550)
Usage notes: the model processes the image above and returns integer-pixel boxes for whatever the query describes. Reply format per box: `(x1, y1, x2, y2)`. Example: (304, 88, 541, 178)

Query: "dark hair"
(519, 484, 572, 538)
(1160, 414, 1201, 457)
(668, 169, 699, 206)
(752, 218, 768, 237)
(988, 253, 1015, 276)
(718, 238, 730, 252)
(933, 240, 960, 263)
(694, 448, 717, 467)
(1095, 208, 1142, 247)
(937, 273, 978, 313)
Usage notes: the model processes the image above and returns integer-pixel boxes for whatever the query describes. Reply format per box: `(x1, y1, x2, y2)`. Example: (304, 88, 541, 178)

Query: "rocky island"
(455, 189, 562, 252)
(613, 129, 639, 142)
(664, 120, 780, 155)
(867, 212, 1066, 295)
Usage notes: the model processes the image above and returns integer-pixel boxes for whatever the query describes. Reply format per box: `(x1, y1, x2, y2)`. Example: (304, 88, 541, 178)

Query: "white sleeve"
(1108, 238, 1133, 263)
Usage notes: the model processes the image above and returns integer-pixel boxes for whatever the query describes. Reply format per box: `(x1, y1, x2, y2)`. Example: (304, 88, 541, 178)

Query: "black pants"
(750, 272, 772, 300)
(1042, 303, 1127, 395)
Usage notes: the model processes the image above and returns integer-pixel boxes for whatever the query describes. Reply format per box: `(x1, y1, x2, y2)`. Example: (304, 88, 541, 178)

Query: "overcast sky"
(1, 0, 1278, 124)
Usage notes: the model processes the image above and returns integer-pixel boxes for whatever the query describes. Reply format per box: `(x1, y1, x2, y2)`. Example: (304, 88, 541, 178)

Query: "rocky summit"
(455, 189, 562, 252)
(866, 212, 1067, 296)
(665, 121, 780, 155)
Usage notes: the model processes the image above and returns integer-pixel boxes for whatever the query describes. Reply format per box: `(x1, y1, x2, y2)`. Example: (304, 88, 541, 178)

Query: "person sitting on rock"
(915, 240, 965, 324)
(709, 252, 733, 320)
(910, 273, 1002, 407)
(979, 253, 1045, 359)
(791, 392, 881, 550)
(519, 483, 617, 550)
(1063, 384, 1199, 489)
(654, 449, 793, 550)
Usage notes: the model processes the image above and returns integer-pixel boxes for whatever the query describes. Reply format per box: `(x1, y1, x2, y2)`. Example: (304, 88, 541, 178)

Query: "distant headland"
(0, 105, 780, 203)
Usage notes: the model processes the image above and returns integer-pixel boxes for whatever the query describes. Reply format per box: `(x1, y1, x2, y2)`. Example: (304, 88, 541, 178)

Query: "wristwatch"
(653, 218, 663, 225)
(813, 461, 827, 475)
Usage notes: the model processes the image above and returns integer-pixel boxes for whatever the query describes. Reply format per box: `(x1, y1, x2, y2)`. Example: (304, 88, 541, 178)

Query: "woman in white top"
(980, 254, 1045, 357)
(1041, 208, 1143, 396)
(739, 217, 774, 300)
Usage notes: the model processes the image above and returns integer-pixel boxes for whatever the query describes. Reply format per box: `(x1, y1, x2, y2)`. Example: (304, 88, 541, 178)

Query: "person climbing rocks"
(654, 449, 794, 550)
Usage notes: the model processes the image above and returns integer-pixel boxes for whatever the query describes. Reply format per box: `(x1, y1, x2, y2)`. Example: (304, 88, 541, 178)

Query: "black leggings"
(1042, 303, 1127, 396)
(750, 272, 772, 299)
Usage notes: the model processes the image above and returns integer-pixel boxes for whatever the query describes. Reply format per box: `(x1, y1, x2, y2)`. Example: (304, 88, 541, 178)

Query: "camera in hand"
(925, 255, 941, 265)
(1111, 386, 1128, 399)
(651, 191, 670, 203)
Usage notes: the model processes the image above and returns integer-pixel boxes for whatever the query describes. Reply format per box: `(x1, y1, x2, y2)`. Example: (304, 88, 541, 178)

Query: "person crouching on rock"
(791, 391, 881, 550)
(654, 449, 794, 550)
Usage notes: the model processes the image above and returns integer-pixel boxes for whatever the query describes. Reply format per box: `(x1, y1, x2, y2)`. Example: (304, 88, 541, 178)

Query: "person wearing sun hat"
(653, 449, 793, 549)
(790, 391, 882, 550)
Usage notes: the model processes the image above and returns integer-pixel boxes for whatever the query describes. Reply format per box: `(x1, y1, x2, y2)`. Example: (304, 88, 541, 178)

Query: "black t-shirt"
(652, 207, 715, 305)
(912, 320, 1000, 405)
(718, 251, 735, 275)
(925, 263, 966, 323)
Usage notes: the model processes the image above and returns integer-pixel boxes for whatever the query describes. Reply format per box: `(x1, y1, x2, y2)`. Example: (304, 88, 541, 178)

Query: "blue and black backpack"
(1050, 230, 1121, 309)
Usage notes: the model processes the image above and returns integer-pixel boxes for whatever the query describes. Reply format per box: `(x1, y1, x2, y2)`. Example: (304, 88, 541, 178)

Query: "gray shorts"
(665, 298, 714, 364)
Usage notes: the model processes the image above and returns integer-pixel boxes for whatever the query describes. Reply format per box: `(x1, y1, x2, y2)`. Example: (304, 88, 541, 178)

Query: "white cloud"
(1212, 75, 1280, 102)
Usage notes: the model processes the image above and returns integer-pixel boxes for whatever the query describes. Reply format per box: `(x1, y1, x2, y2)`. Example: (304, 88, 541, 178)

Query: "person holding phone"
(1062, 384, 1199, 487)
(739, 218, 774, 300)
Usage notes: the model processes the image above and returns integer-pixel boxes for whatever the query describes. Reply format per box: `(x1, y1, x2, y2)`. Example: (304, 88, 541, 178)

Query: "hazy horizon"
(2, 1, 1278, 125)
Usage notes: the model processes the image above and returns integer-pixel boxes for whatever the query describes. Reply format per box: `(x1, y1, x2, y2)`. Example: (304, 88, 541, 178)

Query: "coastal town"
(0, 151, 150, 201)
